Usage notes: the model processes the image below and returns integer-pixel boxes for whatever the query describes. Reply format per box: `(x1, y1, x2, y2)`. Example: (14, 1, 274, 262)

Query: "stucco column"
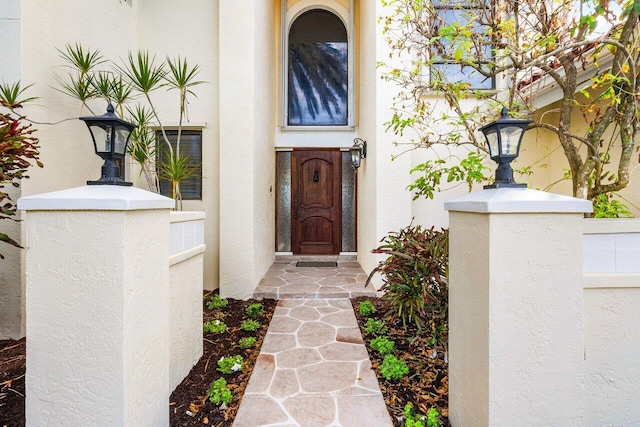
(218, 0, 275, 299)
(18, 186, 174, 427)
(444, 188, 592, 426)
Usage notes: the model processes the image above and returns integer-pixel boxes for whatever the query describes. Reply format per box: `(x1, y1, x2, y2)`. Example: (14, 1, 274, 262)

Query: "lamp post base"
(88, 159, 133, 186)
(484, 182, 527, 189)
(87, 178, 133, 186)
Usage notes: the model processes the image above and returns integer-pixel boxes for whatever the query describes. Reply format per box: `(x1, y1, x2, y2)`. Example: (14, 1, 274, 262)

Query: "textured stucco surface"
(448, 212, 490, 425)
(169, 248, 205, 392)
(449, 204, 587, 425)
(136, 0, 220, 290)
(25, 208, 170, 427)
(218, 0, 276, 299)
(169, 212, 205, 391)
(582, 218, 640, 425)
(584, 287, 640, 425)
(0, 188, 23, 339)
(355, 0, 413, 286)
(0, 0, 23, 339)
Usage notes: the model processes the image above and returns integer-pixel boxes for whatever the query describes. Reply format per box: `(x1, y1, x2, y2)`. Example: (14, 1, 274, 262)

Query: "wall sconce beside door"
(350, 138, 367, 169)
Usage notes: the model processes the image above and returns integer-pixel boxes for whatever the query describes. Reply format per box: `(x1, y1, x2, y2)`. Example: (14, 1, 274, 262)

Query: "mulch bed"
(352, 296, 449, 426)
(170, 293, 276, 426)
(0, 338, 25, 427)
(0, 291, 276, 427)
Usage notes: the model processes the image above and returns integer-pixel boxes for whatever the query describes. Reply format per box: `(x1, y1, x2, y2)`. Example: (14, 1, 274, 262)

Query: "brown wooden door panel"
(292, 150, 341, 254)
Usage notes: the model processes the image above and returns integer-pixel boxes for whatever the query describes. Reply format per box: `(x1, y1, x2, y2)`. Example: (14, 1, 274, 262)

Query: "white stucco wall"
(169, 211, 205, 392)
(218, 0, 276, 299)
(584, 287, 640, 425)
(253, 0, 277, 285)
(0, 0, 20, 82)
(356, 0, 413, 284)
(136, 0, 220, 289)
(447, 189, 591, 426)
(21, 186, 173, 426)
(1, 0, 135, 341)
(20, 0, 138, 197)
(582, 218, 640, 424)
(0, 0, 24, 339)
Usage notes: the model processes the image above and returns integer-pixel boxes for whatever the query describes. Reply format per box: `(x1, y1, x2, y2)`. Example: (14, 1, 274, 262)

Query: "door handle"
(294, 197, 298, 220)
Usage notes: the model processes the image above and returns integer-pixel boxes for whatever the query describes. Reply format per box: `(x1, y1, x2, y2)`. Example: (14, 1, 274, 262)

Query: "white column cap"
(18, 185, 174, 211)
(444, 188, 593, 214)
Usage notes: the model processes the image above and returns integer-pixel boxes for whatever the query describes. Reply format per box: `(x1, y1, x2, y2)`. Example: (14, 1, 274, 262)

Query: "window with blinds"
(157, 130, 202, 200)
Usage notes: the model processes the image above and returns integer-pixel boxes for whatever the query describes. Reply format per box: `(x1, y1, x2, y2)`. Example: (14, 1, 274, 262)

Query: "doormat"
(296, 261, 338, 268)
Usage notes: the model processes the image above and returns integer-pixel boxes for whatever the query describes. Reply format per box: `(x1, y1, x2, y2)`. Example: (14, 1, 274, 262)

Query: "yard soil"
(352, 297, 449, 426)
(2, 294, 448, 426)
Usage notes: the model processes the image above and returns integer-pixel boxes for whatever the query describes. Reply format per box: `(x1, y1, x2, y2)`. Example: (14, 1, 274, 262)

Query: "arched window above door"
(287, 9, 348, 126)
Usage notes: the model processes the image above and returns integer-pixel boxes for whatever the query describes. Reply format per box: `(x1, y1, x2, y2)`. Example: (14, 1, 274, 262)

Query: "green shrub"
(426, 408, 441, 427)
(238, 337, 256, 349)
(404, 404, 425, 427)
(217, 355, 244, 374)
(370, 336, 395, 356)
(207, 377, 232, 406)
(203, 320, 227, 334)
(378, 354, 409, 381)
(364, 318, 387, 336)
(240, 319, 261, 332)
(403, 403, 442, 427)
(367, 224, 448, 332)
(592, 193, 632, 218)
(246, 303, 264, 318)
(358, 300, 377, 317)
(207, 294, 228, 310)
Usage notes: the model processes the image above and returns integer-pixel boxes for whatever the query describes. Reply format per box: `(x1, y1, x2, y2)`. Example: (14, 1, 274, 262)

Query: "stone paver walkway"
(235, 258, 391, 426)
(233, 298, 392, 427)
(253, 257, 377, 300)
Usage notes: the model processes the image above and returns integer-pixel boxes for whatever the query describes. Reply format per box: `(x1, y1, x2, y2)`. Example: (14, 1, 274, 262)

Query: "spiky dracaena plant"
(57, 44, 204, 209)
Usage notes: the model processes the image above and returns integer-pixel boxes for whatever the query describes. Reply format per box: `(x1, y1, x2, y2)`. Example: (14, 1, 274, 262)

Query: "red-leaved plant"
(0, 84, 42, 258)
(367, 224, 448, 339)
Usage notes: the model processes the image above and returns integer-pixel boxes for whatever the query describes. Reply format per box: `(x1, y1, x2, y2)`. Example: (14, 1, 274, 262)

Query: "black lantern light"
(350, 138, 367, 169)
(479, 107, 532, 189)
(80, 103, 136, 186)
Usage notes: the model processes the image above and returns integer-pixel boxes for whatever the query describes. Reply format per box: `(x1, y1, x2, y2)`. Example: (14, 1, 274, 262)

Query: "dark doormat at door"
(296, 261, 338, 268)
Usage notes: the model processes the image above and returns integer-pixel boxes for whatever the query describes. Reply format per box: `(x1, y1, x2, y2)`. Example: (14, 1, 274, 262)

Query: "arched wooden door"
(291, 149, 342, 254)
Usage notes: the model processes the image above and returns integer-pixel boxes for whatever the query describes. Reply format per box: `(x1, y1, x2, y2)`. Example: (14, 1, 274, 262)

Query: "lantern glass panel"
(350, 148, 361, 169)
(115, 126, 130, 155)
(89, 125, 111, 153)
(501, 125, 524, 156)
(484, 128, 499, 157)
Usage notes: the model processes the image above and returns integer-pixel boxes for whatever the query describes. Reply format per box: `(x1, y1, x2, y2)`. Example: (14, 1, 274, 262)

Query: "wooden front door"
(291, 150, 342, 254)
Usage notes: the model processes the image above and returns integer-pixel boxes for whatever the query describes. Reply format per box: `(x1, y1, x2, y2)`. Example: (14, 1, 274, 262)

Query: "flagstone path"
(233, 258, 392, 426)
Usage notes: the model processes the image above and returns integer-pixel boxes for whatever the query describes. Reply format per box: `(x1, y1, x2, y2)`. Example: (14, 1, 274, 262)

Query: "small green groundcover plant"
(370, 336, 395, 356)
(217, 355, 244, 374)
(238, 336, 256, 349)
(404, 403, 441, 427)
(378, 354, 409, 381)
(203, 320, 227, 334)
(246, 303, 264, 319)
(207, 294, 228, 310)
(240, 319, 261, 332)
(358, 300, 376, 317)
(207, 377, 232, 406)
(364, 318, 388, 336)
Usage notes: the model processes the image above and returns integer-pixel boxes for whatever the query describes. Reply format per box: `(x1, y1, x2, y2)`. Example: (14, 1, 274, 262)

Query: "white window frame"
(428, 0, 496, 91)
(281, 0, 355, 130)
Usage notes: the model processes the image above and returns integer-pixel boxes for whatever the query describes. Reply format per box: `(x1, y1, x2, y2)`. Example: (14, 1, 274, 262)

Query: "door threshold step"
(275, 254, 357, 263)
